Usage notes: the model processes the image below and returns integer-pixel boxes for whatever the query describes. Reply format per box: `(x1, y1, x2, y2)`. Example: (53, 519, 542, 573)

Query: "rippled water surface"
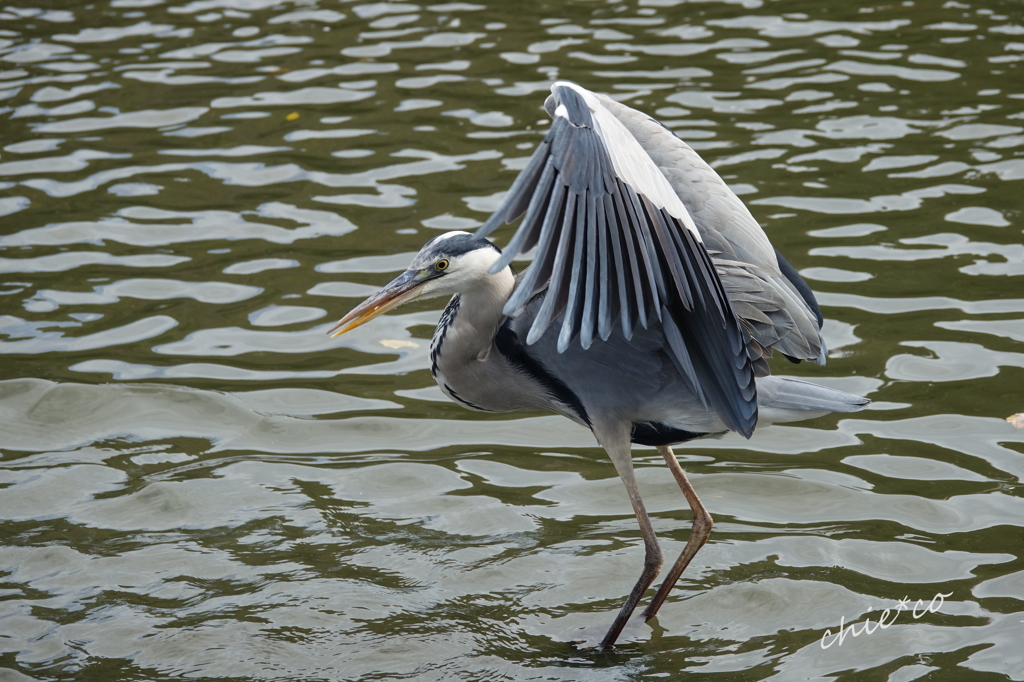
(2, 0, 1024, 680)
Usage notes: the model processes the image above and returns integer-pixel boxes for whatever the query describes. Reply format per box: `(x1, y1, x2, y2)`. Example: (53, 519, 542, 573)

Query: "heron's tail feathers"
(755, 376, 869, 424)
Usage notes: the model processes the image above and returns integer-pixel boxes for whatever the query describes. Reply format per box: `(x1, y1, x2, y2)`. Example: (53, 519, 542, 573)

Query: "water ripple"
(2, 0, 1023, 679)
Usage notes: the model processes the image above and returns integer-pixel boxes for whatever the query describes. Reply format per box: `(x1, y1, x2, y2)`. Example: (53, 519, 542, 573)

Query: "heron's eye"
(436, 259, 449, 271)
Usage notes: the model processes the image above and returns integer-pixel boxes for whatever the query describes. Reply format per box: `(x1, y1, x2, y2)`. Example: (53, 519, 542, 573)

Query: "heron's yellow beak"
(328, 269, 428, 337)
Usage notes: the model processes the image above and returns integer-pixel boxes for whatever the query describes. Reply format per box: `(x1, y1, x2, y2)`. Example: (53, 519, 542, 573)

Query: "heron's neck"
(432, 266, 515, 364)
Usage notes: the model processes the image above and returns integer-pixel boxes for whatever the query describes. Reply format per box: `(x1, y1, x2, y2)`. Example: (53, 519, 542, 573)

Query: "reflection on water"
(2, 0, 1024, 680)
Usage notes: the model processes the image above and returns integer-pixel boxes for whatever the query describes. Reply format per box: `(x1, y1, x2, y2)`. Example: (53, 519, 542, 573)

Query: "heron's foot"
(572, 615, 650, 650)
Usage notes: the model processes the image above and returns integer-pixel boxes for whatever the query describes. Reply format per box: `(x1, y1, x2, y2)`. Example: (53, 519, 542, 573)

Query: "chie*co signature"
(821, 592, 953, 649)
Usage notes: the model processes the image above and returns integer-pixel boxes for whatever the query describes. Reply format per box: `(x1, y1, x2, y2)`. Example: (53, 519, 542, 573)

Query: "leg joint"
(644, 542, 664, 572)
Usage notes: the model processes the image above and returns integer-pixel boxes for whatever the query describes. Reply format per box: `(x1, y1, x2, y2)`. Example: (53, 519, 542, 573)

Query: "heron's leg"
(593, 424, 664, 649)
(641, 445, 713, 621)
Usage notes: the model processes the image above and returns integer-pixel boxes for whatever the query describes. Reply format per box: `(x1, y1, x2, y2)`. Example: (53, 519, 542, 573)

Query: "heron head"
(329, 231, 503, 337)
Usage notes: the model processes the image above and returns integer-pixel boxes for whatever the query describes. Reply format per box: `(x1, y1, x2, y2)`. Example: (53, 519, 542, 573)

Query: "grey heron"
(330, 81, 869, 649)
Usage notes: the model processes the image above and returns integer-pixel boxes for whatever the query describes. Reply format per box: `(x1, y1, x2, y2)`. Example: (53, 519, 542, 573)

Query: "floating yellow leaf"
(1007, 413, 1024, 429)
(380, 339, 419, 349)
(286, 112, 300, 121)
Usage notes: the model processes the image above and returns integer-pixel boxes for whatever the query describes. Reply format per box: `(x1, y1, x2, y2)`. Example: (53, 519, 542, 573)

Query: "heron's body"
(331, 82, 869, 649)
(429, 258, 860, 438)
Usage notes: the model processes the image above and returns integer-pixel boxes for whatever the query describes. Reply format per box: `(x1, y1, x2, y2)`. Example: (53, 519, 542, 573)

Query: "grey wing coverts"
(598, 94, 826, 366)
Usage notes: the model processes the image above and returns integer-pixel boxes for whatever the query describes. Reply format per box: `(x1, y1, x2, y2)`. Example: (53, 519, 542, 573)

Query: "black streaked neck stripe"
(430, 294, 461, 378)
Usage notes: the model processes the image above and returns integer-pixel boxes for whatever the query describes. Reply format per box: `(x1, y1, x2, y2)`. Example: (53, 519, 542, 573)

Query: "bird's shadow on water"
(529, 613, 805, 681)
(521, 616, 680, 676)
(567, 614, 654, 652)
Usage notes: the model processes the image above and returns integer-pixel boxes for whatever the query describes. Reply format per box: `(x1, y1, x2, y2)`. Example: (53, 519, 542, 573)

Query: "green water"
(2, 0, 1024, 680)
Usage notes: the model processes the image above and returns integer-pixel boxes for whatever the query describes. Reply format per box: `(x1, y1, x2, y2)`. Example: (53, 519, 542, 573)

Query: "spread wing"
(595, 93, 826, 366)
(476, 81, 757, 438)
